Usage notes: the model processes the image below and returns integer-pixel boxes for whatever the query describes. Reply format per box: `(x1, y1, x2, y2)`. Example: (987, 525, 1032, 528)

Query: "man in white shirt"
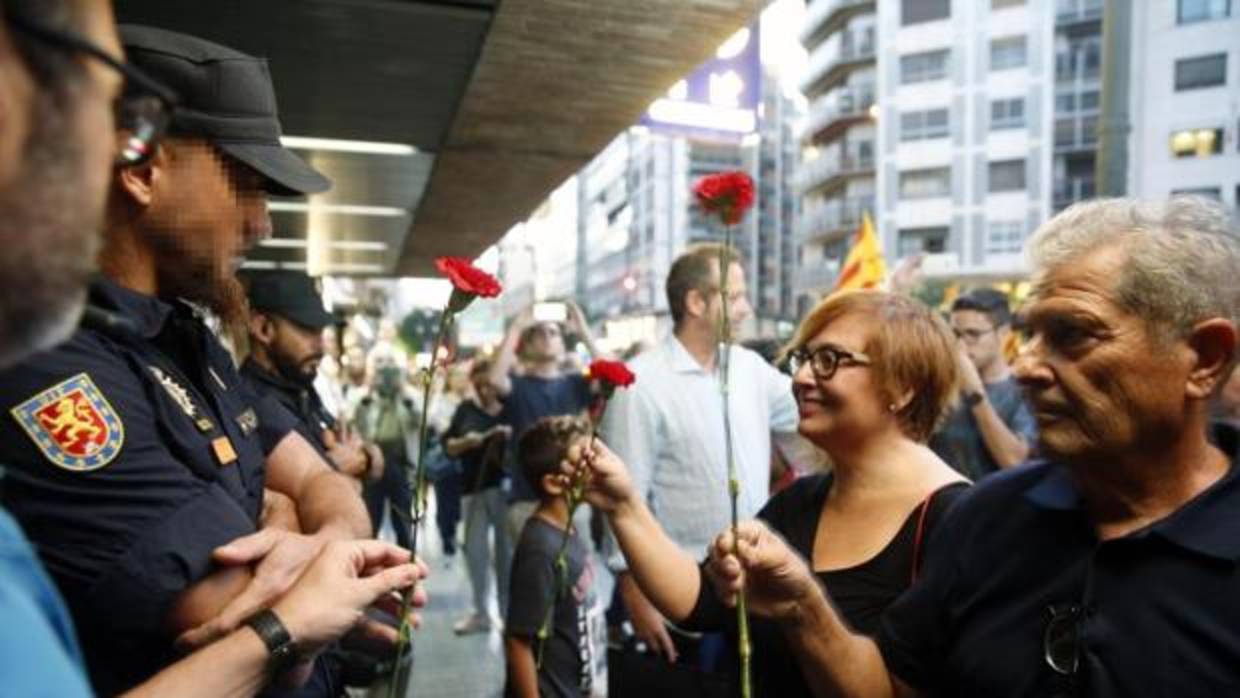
(600, 243, 812, 669)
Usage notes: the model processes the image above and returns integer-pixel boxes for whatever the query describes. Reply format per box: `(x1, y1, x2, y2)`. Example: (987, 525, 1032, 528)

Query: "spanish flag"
(832, 212, 886, 292)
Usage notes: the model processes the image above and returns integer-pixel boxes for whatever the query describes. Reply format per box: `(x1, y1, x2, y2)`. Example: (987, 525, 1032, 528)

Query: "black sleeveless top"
(682, 472, 970, 698)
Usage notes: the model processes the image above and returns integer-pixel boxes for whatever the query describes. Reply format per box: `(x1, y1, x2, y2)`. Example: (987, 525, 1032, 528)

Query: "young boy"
(505, 415, 600, 698)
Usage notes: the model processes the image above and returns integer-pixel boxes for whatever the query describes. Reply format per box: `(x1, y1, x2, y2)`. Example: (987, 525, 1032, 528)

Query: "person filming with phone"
(490, 300, 603, 540)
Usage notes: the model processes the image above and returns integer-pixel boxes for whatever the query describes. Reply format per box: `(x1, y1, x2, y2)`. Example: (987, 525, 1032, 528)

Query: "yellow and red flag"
(832, 211, 886, 293)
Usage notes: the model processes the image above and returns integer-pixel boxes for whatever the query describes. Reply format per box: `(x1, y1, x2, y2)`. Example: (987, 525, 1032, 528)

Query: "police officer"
(0, 25, 371, 696)
(241, 270, 384, 485)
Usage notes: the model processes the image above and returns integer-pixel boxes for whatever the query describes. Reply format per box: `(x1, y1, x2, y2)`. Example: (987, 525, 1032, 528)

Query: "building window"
(990, 98, 1026, 130)
(1175, 53, 1227, 91)
(900, 49, 951, 84)
(898, 227, 949, 257)
(899, 168, 952, 199)
(992, 0, 1025, 7)
(1171, 127, 1224, 158)
(1057, 90, 1102, 113)
(902, 0, 950, 25)
(1172, 187, 1223, 200)
(990, 37, 1027, 71)
(988, 159, 1026, 192)
(899, 108, 950, 141)
(1056, 36, 1101, 83)
(1178, 0, 1230, 23)
(986, 221, 1025, 255)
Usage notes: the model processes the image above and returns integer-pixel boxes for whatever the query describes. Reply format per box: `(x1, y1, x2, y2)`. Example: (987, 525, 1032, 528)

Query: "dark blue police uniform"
(0, 278, 298, 695)
(878, 422, 1240, 697)
(241, 358, 335, 460)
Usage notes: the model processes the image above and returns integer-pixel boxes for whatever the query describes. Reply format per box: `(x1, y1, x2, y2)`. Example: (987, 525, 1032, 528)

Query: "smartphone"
(533, 301, 568, 323)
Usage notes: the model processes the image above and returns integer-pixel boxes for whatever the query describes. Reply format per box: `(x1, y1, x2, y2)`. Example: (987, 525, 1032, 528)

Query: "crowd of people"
(1, 2, 1240, 698)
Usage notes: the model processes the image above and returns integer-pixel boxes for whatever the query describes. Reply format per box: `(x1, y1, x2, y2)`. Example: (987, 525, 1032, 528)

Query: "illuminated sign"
(640, 25, 761, 140)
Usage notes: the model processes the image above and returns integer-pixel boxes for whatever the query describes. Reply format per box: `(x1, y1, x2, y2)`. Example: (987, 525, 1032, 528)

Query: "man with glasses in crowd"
(0, 11, 390, 696)
(703, 196, 1240, 697)
(930, 288, 1036, 479)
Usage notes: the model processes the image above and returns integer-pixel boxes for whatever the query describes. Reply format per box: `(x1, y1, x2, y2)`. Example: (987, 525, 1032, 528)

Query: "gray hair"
(1026, 196, 1240, 342)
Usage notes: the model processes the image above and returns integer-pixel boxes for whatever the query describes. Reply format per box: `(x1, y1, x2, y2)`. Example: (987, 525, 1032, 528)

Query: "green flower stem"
(535, 484, 584, 667)
(388, 308, 455, 698)
(717, 229, 752, 698)
(535, 395, 613, 667)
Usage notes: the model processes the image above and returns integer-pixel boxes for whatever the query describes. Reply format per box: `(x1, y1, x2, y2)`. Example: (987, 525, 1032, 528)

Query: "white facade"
(796, 0, 879, 312)
(874, 0, 1054, 282)
(1130, 0, 1240, 210)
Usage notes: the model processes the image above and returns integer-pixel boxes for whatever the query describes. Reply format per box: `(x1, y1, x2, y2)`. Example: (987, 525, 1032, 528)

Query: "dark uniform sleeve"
(235, 378, 299, 456)
(0, 334, 257, 635)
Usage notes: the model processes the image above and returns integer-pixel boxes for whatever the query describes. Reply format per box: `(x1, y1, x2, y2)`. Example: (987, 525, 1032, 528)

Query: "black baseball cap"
(244, 271, 337, 331)
(118, 25, 330, 196)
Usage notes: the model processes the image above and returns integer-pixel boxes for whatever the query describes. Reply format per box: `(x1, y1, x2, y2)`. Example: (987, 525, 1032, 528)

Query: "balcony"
(800, 29, 876, 98)
(800, 0, 876, 47)
(796, 143, 875, 194)
(1054, 115, 1099, 152)
(1056, 66, 1101, 86)
(802, 84, 876, 144)
(1056, 0, 1103, 25)
(1053, 176, 1096, 210)
(797, 195, 875, 243)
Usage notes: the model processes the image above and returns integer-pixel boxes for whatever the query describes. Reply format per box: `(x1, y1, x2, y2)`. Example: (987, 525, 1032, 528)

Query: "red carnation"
(436, 256, 502, 298)
(588, 359, 635, 389)
(693, 171, 755, 226)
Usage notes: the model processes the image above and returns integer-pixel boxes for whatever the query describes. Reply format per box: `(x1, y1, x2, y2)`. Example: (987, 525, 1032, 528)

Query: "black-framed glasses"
(787, 345, 871, 381)
(1043, 603, 1083, 677)
(953, 326, 996, 343)
(5, 13, 178, 167)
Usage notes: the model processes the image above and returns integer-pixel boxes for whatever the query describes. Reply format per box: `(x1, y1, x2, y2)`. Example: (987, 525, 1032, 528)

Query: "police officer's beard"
(148, 238, 249, 332)
(0, 92, 99, 370)
(272, 349, 320, 388)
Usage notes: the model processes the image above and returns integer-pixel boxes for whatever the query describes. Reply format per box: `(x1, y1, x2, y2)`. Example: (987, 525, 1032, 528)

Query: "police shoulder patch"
(10, 373, 125, 472)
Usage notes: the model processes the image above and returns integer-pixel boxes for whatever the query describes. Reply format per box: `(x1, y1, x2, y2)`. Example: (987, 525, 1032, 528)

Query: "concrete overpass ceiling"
(113, 0, 760, 277)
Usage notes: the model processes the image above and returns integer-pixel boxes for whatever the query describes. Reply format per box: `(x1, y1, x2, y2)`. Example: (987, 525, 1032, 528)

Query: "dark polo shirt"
(878, 423, 1240, 697)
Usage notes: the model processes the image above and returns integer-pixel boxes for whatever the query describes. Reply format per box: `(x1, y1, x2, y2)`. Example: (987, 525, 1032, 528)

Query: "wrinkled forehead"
(1030, 244, 1127, 300)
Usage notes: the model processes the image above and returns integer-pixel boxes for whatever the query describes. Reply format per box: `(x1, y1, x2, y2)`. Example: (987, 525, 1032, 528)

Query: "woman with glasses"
(565, 290, 968, 697)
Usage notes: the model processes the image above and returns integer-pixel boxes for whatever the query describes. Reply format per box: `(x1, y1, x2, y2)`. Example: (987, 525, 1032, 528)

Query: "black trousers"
(363, 448, 413, 549)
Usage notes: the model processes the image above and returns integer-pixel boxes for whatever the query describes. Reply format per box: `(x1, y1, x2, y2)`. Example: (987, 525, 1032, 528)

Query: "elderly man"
(0, 2, 424, 697)
(0, 22, 374, 696)
(706, 197, 1240, 697)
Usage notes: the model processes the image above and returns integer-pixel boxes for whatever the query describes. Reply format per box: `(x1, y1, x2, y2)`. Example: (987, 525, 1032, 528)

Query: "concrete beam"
(399, 0, 761, 275)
